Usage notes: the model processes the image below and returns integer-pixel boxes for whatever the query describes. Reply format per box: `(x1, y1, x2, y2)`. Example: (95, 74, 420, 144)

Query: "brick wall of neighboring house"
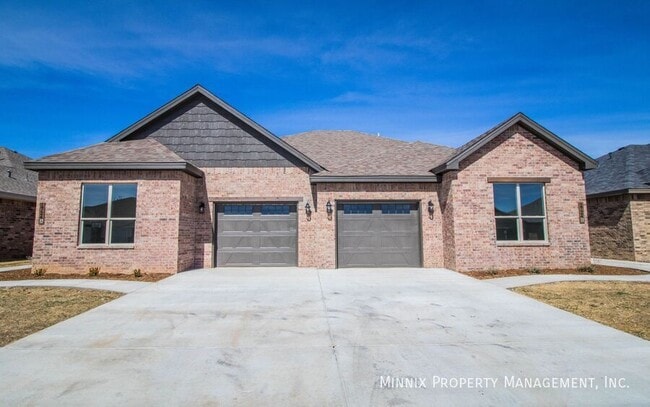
(313, 182, 443, 268)
(178, 172, 200, 271)
(443, 124, 591, 272)
(32, 170, 187, 274)
(630, 194, 650, 262)
(587, 195, 635, 260)
(0, 198, 35, 260)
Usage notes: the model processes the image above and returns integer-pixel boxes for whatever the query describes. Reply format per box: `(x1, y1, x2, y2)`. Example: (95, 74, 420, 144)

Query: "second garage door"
(216, 203, 297, 267)
(337, 202, 422, 267)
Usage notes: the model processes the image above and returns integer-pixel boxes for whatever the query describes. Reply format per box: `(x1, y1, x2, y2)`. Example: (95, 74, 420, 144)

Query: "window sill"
(496, 241, 550, 247)
(77, 244, 135, 250)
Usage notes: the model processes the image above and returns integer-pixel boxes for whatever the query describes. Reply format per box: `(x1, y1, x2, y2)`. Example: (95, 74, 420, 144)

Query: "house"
(585, 144, 650, 262)
(24, 85, 597, 273)
(0, 147, 37, 260)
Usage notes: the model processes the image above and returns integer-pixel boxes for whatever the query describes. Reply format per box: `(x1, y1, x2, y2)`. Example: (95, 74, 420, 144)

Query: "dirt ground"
(466, 265, 647, 279)
(513, 281, 650, 340)
(0, 287, 122, 346)
(0, 269, 170, 282)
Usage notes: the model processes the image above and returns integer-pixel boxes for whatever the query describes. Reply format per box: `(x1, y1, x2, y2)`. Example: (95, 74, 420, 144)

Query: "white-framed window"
(493, 183, 547, 242)
(79, 183, 137, 246)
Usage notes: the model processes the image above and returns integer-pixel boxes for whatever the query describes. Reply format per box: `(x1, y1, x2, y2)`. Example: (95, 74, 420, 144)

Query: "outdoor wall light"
(38, 202, 45, 225)
(326, 200, 333, 220)
(198, 202, 205, 214)
(427, 200, 435, 219)
(305, 202, 312, 219)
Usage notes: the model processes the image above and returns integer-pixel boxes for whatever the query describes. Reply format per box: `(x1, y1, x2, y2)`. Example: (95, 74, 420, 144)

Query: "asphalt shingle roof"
(584, 144, 650, 196)
(283, 130, 455, 176)
(32, 139, 187, 164)
(0, 147, 37, 198)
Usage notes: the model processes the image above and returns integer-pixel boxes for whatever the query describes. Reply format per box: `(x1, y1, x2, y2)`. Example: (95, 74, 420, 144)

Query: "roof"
(0, 147, 37, 201)
(431, 112, 597, 174)
(107, 84, 324, 172)
(584, 144, 650, 196)
(283, 130, 455, 181)
(24, 139, 203, 177)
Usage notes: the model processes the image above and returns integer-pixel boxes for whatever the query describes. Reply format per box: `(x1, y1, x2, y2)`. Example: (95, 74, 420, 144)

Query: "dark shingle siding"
(585, 144, 650, 196)
(123, 94, 303, 168)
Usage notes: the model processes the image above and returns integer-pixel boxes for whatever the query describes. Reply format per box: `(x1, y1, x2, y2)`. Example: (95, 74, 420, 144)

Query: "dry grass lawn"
(0, 287, 122, 346)
(467, 265, 646, 279)
(513, 281, 650, 340)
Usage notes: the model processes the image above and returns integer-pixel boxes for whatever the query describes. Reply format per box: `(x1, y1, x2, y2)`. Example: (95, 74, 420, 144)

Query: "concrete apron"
(0, 267, 648, 406)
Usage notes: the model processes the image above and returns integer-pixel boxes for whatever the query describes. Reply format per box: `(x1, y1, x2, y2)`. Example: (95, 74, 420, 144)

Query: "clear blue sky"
(1, 0, 648, 159)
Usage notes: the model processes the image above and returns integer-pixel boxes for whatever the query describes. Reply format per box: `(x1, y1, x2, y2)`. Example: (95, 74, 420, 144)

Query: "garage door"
(216, 203, 297, 266)
(337, 202, 422, 267)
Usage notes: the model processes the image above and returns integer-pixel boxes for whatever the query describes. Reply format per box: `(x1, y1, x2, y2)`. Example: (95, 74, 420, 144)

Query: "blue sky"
(0, 0, 648, 159)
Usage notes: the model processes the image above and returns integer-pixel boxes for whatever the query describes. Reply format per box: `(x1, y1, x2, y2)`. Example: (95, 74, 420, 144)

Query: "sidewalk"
(0, 279, 151, 293)
(0, 264, 32, 273)
(487, 273, 650, 288)
(592, 258, 650, 272)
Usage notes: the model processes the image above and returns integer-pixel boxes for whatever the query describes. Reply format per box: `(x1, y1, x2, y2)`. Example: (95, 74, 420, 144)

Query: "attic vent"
(6, 170, 11, 178)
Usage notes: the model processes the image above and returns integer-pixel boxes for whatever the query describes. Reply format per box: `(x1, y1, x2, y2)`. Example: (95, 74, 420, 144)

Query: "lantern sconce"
(305, 201, 312, 220)
(578, 202, 585, 224)
(326, 200, 333, 220)
(198, 202, 205, 214)
(427, 200, 435, 219)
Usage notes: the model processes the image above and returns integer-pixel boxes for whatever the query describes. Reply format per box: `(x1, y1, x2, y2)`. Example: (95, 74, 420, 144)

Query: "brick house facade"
(26, 85, 597, 273)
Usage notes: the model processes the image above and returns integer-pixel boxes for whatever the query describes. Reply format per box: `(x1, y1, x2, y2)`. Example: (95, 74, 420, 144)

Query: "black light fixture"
(427, 200, 435, 219)
(326, 200, 333, 219)
(305, 202, 312, 218)
(198, 202, 205, 214)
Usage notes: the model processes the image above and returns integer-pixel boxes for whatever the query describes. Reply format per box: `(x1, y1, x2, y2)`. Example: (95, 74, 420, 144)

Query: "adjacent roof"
(107, 85, 324, 172)
(24, 139, 203, 177)
(431, 112, 597, 174)
(585, 144, 650, 197)
(0, 147, 37, 201)
(283, 130, 454, 181)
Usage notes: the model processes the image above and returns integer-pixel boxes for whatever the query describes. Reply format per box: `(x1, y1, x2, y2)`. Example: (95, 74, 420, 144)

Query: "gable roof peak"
(431, 112, 597, 174)
(106, 85, 324, 172)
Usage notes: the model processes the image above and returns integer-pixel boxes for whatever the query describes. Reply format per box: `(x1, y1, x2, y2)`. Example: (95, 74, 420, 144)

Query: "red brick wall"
(443, 124, 591, 271)
(587, 195, 635, 260)
(0, 198, 35, 260)
(33, 170, 185, 274)
(630, 195, 650, 262)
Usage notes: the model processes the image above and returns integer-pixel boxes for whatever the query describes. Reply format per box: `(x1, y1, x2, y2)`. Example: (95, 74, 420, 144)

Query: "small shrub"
(88, 267, 100, 277)
(133, 268, 142, 278)
(32, 268, 47, 277)
(527, 267, 541, 274)
(486, 268, 498, 276)
(577, 265, 595, 273)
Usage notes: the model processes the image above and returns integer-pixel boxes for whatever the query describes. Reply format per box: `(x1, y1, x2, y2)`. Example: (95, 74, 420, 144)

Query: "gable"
(119, 94, 307, 168)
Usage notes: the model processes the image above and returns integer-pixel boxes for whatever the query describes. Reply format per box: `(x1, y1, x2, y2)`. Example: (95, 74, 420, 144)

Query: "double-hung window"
(493, 183, 547, 242)
(80, 183, 137, 246)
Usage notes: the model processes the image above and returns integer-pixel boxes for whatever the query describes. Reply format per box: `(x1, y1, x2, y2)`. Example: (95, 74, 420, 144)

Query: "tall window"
(80, 184, 137, 245)
(493, 183, 546, 242)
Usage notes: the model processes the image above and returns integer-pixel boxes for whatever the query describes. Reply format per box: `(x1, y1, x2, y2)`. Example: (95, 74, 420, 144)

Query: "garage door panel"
(216, 203, 297, 267)
(337, 202, 421, 268)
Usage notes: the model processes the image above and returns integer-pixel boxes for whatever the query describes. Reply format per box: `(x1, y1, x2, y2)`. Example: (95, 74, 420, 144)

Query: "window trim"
(493, 183, 548, 244)
(78, 183, 137, 248)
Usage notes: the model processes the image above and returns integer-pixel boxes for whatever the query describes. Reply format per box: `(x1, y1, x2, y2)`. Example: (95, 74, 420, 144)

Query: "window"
(493, 183, 546, 242)
(223, 204, 253, 215)
(80, 184, 137, 245)
(381, 203, 412, 214)
(261, 204, 291, 215)
(343, 204, 373, 214)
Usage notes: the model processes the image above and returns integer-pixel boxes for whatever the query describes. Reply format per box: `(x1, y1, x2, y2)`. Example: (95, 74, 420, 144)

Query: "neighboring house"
(0, 147, 37, 260)
(24, 85, 596, 273)
(585, 145, 650, 262)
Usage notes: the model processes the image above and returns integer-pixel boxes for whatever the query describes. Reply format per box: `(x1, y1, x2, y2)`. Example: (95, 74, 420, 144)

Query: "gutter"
(23, 161, 204, 178)
(0, 191, 36, 202)
(310, 175, 440, 183)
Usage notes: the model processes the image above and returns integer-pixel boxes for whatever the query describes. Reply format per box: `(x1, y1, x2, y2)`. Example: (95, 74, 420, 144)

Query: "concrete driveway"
(1, 268, 648, 406)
